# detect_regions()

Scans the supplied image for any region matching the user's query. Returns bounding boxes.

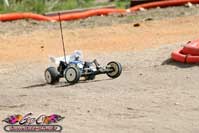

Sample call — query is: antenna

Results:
[58,13,67,64]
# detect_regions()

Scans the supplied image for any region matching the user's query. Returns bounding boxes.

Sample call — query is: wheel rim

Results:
[45,71,52,83]
[66,68,76,82]
[108,63,119,77]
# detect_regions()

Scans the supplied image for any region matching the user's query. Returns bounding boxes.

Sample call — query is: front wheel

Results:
[64,65,80,84]
[106,61,122,79]
[44,67,60,84]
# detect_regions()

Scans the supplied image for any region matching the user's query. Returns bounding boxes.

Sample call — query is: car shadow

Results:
[56,78,112,88]
[22,78,112,89]
[161,58,199,68]
[22,83,47,89]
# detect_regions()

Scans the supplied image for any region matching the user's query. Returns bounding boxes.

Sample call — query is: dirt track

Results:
[1,15,199,63]
[1,6,199,133]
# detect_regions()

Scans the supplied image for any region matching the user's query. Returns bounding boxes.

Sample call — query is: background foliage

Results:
[0,0,130,13]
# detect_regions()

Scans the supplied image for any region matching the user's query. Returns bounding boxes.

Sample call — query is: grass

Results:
[0,0,131,14]
[115,0,131,8]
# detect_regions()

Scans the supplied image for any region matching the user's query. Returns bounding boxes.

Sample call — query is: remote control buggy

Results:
[44,51,122,84]
[44,14,122,85]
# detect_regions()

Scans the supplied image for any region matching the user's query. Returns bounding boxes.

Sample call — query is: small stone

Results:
[156,7,161,9]
[44,104,49,107]
[139,7,147,11]
[144,18,153,21]
[133,23,140,27]
[185,2,193,8]
[126,9,131,13]
[127,107,133,110]
[174,102,180,105]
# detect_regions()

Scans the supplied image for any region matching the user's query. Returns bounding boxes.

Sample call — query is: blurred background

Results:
[0,0,131,13]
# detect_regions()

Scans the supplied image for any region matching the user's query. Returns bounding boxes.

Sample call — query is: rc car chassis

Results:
[44,58,122,85]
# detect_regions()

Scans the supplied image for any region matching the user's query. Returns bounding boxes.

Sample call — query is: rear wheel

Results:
[106,61,122,78]
[45,67,60,84]
[64,65,80,84]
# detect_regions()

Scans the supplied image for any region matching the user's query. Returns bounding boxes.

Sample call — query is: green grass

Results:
[0,0,130,14]
[115,0,131,8]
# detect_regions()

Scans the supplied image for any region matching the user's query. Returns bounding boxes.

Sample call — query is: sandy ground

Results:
[1,6,199,133]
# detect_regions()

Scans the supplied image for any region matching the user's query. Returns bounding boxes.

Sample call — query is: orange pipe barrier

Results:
[0,8,125,22]
[130,0,199,12]
[171,49,187,63]
[0,13,52,21]
[1,0,199,22]
[171,48,199,63]
[171,39,199,63]
[182,39,199,56]
[51,8,125,21]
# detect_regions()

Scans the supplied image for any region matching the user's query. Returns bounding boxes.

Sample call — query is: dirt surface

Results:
[1,6,199,133]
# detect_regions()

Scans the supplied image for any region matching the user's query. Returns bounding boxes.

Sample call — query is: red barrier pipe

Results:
[0,13,52,21]
[186,54,199,63]
[26,13,52,21]
[182,39,199,56]
[50,8,125,21]
[130,0,199,12]
[0,8,125,22]
[1,0,199,21]
[171,49,186,63]
[171,47,199,63]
